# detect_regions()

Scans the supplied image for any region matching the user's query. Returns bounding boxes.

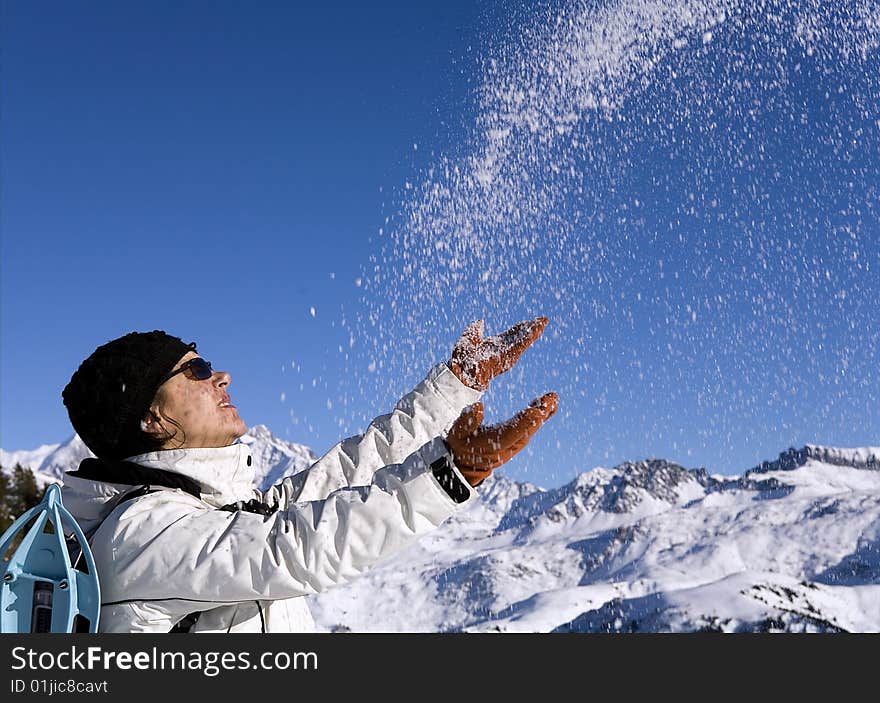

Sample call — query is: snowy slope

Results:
[3,433,878,632]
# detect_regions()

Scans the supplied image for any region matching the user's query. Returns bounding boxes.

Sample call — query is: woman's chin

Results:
[227,419,248,443]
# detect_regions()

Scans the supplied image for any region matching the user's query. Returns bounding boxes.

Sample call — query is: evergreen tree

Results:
[1,463,46,559]
[9,463,42,519]
[1,463,45,537]
[0,466,12,535]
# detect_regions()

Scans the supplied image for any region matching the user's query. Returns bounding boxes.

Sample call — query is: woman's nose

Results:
[214,370,232,387]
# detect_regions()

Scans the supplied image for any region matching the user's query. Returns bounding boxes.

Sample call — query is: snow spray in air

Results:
[339,0,880,484]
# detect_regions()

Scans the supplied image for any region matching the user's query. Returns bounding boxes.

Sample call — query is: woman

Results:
[60,318,557,632]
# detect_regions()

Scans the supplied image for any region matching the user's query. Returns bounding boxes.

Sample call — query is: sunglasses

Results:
[161,358,213,385]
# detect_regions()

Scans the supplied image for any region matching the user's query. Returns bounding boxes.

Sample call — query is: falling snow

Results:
[327,0,878,486]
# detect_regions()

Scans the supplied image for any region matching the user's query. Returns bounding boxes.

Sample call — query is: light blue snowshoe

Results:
[0,484,100,633]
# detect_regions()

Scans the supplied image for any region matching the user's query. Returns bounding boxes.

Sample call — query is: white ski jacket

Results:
[61,363,481,633]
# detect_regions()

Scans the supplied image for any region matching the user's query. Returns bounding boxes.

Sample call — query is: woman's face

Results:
[146,351,248,449]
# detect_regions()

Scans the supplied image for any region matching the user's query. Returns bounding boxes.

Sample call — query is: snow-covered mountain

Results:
[1,436,93,486]
[306,445,880,633]
[3,433,878,632]
[237,424,317,491]
[0,424,316,492]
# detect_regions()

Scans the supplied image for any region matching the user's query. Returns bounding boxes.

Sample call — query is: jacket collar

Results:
[123,443,256,508]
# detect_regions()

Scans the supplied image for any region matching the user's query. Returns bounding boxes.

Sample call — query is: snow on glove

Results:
[448,316,549,391]
[446,392,559,487]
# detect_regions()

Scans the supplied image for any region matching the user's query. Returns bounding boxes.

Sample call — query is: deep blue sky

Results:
[2,1,878,484]
[1,1,487,445]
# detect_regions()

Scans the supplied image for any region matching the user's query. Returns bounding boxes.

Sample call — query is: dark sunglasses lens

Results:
[189,359,213,379]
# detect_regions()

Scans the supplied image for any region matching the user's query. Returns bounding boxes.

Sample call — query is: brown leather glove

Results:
[446,392,559,487]
[448,317,548,391]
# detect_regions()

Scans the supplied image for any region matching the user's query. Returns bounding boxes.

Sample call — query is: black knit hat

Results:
[62,331,197,460]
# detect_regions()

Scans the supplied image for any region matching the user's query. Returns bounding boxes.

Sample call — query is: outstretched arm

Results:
[260,362,480,507]
[96,438,477,606]
[259,316,548,508]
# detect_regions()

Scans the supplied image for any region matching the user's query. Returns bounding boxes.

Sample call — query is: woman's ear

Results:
[140,408,166,438]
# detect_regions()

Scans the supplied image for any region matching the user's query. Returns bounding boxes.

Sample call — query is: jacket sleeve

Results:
[259,362,481,508]
[98,438,476,605]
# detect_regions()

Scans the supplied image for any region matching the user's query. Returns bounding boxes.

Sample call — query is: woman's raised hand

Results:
[448,316,548,391]
[446,393,559,487]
